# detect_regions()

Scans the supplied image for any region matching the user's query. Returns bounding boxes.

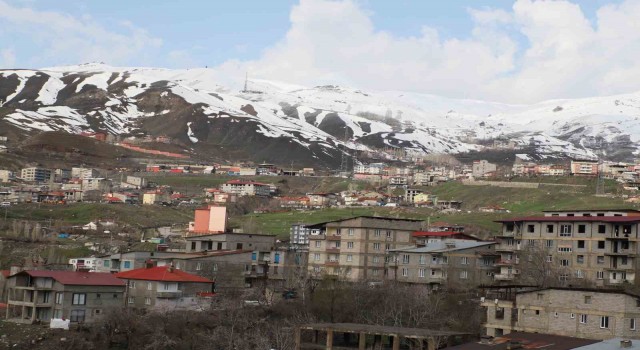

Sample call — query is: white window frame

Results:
[460,270,468,279]
[632,318,637,331]
[347,242,354,249]
[580,314,588,324]
[346,254,353,262]
[401,268,408,277]
[419,268,425,278]
[600,316,609,329]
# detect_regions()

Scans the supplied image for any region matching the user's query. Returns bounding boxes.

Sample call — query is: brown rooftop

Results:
[445,331,600,350]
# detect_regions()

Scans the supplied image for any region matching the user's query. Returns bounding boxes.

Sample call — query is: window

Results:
[348,228,354,236]
[70,310,86,323]
[527,225,535,233]
[402,254,410,264]
[601,316,610,329]
[72,293,86,305]
[419,268,425,278]
[554,312,559,318]
[598,225,606,234]
[128,297,134,304]
[372,256,380,263]
[336,229,341,236]
[560,225,572,237]
[401,268,408,277]
[560,259,570,267]
[597,271,604,279]
[346,254,353,262]
[123,261,131,269]
[528,239,536,247]
[577,240,585,249]
[558,247,572,253]
[578,225,586,234]
[546,255,553,263]
[546,240,553,248]
[385,243,391,250]
[129,281,136,288]
[442,256,448,265]
[196,263,202,271]
[460,270,468,279]
[386,230,392,238]
[584,295,592,304]
[575,270,584,278]
[213,263,218,272]
[103,260,110,267]
[347,242,354,249]
[598,241,605,249]
[631,318,636,331]
[537,293,544,300]
[535,310,540,315]
[373,243,381,251]
[147,282,152,290]
[55,292,63,305]
[547,225,554,233]
[374,229,381,237]
[495,307,505,320]
[597,256,605,264]
[313,253,320,261]
[461,257,469,265]
[577,255,584,264]
[580,314,588,324]
[571,313,575,319]
[315,241,321,248]
[419,255,426,265]
[145,297,151,305]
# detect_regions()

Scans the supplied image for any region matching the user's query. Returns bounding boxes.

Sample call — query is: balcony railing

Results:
[156,290,183,299]
[325,260,340,267]
[494,274,516,281]
[326,235,341,241]
[326,247,340,253]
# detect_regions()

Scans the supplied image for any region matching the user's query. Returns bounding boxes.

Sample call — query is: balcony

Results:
[326,235,341,241]
[156,290,183,299]
[494,259,519,266]
[494,273,516,281]
[326,247,340,253]
[605,250,637,256]
[325,260,340,267]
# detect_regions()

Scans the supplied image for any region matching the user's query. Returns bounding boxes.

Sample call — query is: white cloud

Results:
[0,0,162,68]
[213,0,640,104]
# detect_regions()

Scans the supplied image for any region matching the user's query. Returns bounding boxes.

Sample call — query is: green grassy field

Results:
[1,203,194,227]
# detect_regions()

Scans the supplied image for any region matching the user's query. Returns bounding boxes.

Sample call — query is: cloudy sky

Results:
[0,0,638,103]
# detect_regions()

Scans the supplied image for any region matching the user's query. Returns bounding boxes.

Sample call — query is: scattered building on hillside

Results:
[115,265,214,311]
[20,167,53,183]
[221,179,271,196]
[0,170,13,183]
[142,190,171,205]
[482,287,640,340]
[185,232,275,253]
[279,196,310,209]
[4,270,125,324]
[71,167,99,179]
[386,239,499,291]
[570,159,599,176]
[479,205,510,213]
[290,224,312,246]
[121,176,147,189]
[405,188,424,203]
[82,178,111,192]
[472,160,497,178]
[204,188,238,203]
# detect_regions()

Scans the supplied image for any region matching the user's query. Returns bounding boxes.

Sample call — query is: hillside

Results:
[2,64,640,167]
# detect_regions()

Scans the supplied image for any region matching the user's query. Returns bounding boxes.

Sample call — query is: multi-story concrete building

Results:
[482,287,640,340]
[4,270,125,323]
[386,240,499,291]
[188,205,228,235]
[142,190,171,205]
[570,160,599,176]
[221,179,271,196]
[82,177,111,192]
[20,167,53,183]
[185,232,276,253]
[493,209,640,286]
[116,265,214,311]
[472,160,497,178]
[0,170,13,183]
[71,167,98,179]
[307,216,425,282]
[290,224,311,245]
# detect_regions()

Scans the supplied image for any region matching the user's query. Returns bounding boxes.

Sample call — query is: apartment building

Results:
[82,178,111,192]
[221,179,271,196]
[71,167,99,179]
[4,270,125,324]
[20,167,53,183]
[0,170,13,183]
[483,288,640,340]
[307,216,425,282]
[472,160,497,178]
[493,209,640,286]
[188,205,228,235]
[116,265,214,311]
[386,240,498,290]
[185,232,276,253]
[291,224,311,245]
[570,160,599,176]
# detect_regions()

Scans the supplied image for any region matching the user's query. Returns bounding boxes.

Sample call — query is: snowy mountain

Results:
[1,63,639,166]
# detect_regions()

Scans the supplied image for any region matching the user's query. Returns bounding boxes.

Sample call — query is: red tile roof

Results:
[495,216,640,223]
[0,270,9,278]
[19,271,125,286]
[115,266,213,283]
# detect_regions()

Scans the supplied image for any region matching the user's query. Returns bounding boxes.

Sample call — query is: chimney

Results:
[621,340,633,348]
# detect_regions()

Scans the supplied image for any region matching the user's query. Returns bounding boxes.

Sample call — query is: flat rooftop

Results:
[300,323,467,338]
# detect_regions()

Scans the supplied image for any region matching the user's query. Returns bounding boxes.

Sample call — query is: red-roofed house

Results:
[4,270,125,324]
[221,179,271,196]
[116,265,214,311]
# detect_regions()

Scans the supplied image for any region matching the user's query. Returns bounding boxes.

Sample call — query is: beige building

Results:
[386,240,499,291]
[483,288,640,340]
[142,191,171,205]
[221,179,271,196]
[494,209,640,286]
[82,177,111,192]
[185,232,276,253]
[20,167,53,183]
[472,160,497,178]
[0,170,13,183]
[307,216,425,282]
